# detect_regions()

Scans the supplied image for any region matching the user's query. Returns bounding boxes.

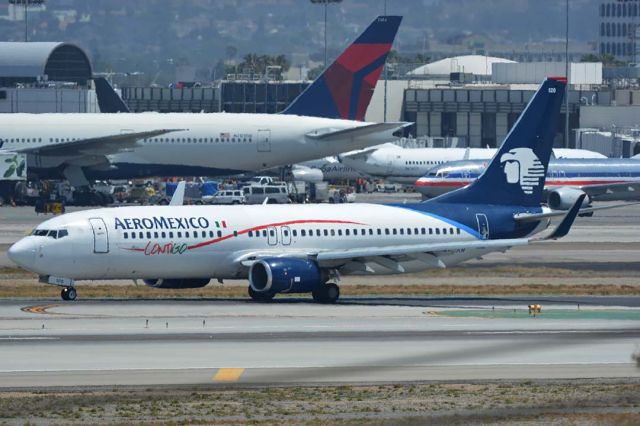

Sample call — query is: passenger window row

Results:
[143,137,253,144]
[246,226,462,238]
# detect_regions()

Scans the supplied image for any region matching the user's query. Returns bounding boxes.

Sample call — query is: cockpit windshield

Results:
[31,229,69,239]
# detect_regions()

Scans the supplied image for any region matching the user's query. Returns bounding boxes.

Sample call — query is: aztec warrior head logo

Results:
[499,148,545,194]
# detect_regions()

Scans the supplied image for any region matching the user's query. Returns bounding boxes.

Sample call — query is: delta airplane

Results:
[415,158,640,208]
[0,16,406,187]
[339,142,606,184]
[10,77,595,303]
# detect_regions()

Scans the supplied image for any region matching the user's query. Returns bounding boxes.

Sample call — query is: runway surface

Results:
[0,299,638,388]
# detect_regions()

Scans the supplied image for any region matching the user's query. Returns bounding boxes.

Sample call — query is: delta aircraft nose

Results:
[8,238,36,270]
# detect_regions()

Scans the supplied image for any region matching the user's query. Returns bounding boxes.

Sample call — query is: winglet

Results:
[169,181,186,206]
[542,193,585,240]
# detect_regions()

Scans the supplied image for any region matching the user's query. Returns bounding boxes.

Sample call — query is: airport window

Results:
[215,138,219,142]
[269,230,275,237]
[139,232,143,239]
[399,228,404,235]
[233,231,238,237]
[202,231,206,238]
[130,233,135,240]
[123,232,128,239]
[338,229,343,236]
[429,228,433,235]
[450,227,455,235]
[154,232,159,238]
[393,229,397,235]
[292,230,297,237]
[345,229,350,236]
[377,229,381,235]
[186,232,190,238]
[436,229,440,235]
[363,229,367,236]
[328,229,334,236]
[177,232,182,238]
[147,232,152,239]
[161,232,166,239]
[248,231,253,237]
[407,228,412,235]
[262,230,267,237]
[316,230,321,237]
[421,228,426,235]
[301,230,306,237]
[457,228,461,235]
[169,232,174,238]
[385,228,390,235]
[209,231,214,238]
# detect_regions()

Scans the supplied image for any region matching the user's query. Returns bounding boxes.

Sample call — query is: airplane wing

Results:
[13,129,184,157]
[305,122,409,141]
[579,182,640,199]
[237,238,529,271]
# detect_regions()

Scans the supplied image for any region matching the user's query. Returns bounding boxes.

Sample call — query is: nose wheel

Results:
[61,287,77,301]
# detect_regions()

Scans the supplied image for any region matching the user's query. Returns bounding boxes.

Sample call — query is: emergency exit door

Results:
[257,129,271,152]
[89,218,109,253]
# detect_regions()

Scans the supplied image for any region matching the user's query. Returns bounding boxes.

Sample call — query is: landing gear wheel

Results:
[248,286,274,302]
[61,287,76,301]
[312,283,340,304]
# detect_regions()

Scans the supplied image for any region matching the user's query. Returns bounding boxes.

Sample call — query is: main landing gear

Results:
[312,283,340,304]
[61,286,77,301]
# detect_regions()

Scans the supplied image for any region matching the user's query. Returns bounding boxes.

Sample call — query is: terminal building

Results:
[0,42,98,113]
[599,0,640,63]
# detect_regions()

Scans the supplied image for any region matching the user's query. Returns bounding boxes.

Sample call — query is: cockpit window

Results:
[32,229,68,239]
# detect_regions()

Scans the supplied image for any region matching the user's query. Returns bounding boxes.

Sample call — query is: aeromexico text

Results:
[115,216,212,230]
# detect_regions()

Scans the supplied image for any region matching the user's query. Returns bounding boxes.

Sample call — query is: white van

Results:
[242,185,290,204]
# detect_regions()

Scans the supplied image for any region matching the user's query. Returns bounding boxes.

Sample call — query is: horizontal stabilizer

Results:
[306,122,409,141]
[514,201,640,223]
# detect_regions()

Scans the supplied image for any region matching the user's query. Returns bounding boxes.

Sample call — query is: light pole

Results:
[564,0,570,147]
[310,0,343,69]
[9,0,45,42]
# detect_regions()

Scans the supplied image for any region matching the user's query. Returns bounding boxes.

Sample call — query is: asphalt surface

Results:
[0,299,638,387]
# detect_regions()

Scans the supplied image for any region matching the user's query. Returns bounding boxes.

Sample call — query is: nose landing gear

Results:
[60,286,77,301]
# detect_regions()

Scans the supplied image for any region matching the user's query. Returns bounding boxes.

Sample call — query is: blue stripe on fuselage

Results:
[388,204,484,240]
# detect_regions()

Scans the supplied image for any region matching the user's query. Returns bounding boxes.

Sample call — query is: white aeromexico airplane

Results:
[339,143,606,184]
[9,78,595,303]
[0,16,405,186]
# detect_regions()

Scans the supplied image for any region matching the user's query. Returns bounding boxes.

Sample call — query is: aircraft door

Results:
[257,129,271,152]
[475,213,489,240]
[88,218,109,253]
[281,226,291,245]
[267,226,278,246]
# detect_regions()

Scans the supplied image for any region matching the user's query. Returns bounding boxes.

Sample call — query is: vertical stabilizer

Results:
[282,16,402,121]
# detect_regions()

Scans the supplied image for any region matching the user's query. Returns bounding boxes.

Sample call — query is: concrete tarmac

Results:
[0,299,638,388]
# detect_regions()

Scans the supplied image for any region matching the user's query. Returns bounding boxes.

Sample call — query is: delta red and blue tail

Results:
[282,15,402,121]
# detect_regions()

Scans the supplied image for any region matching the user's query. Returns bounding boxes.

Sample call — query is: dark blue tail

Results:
[282,16,402,121]
[434,77,566,207]
[94,77,130,113]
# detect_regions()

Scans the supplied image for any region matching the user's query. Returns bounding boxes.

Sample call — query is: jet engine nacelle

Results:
[249,257,324,294]
[143,278,210,289]
[292,165,324,183]
[547,187,591,210]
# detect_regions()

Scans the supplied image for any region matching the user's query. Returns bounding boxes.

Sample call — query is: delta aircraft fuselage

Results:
[0,113,398,180]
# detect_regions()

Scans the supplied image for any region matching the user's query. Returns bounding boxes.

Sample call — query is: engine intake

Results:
[249,258,324,294]
[547,187,590,210]
[143,278,210,289]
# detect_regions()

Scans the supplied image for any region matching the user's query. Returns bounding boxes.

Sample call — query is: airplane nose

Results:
[8,238,36,270]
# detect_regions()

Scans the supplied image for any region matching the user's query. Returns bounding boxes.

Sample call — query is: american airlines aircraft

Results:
[10,78,592,303]
[0,16,405,186]
[339,143,606,184]
[415,158,640,208]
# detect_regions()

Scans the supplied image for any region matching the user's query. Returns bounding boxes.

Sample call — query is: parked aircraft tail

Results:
[282,15,402,121]
[435,77,566,207]
[94,77,130,113]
